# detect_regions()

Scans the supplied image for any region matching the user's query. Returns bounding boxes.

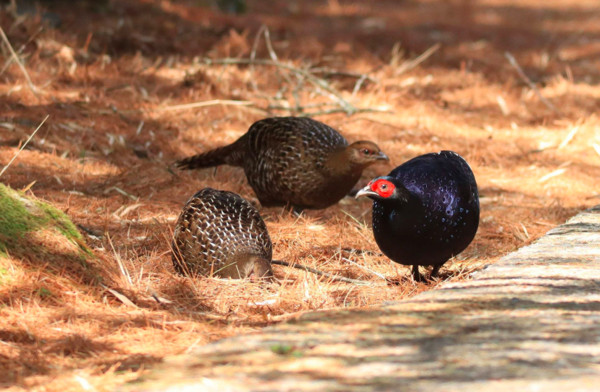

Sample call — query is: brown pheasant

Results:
[171,188,273,279]
[176,117,389,210]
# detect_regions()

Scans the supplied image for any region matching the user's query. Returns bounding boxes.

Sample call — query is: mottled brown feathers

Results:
[171,188,273,279]
[175,117,388,210]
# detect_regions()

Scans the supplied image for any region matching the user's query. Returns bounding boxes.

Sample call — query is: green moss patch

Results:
[0,265,9,285]
[0,186,40,245]
[0,184,93,270]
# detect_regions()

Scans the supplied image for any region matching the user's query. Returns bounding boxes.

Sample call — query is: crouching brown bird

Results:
[172,188,273,279]
[175,117,388,210]
[356,151,479,281]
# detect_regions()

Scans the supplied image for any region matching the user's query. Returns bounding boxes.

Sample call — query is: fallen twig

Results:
[159,99,254,112]
[262,27,279,62]
[102,284,138,308]
[77,224,103,239]
[0,115,49,178]
[267,103,391,117]
[266,101,336,111]
[271,260,372,285]
[296,107,392,117]
[310,67,378,83]
[592,143,600,158]
[104,186,138,200]
[558,125,580,149]
[250,26,295,98]
[0,26,40,97]
[352,73,370,97]
[248,26,263,92]
[505,51,561,115]
[203,57,357,114]
[341,257,387,281]
[538,168,567,183]
[0,26,43,76]
[395,43,441,76]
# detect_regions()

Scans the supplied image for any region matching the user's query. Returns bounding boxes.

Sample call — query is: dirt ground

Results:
[0,0,599,390]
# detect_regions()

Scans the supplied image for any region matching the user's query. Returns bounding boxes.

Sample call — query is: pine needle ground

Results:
[0,0,599,390]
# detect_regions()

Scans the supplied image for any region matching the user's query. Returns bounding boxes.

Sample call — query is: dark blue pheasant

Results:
[356,151,479,281]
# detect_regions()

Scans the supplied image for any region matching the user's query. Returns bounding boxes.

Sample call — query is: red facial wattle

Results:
[371,179,395,198]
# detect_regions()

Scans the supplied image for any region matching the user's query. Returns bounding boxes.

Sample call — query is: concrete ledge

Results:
[129,205,600,392]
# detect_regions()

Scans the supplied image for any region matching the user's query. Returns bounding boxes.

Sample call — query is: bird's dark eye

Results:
[361,148,371,155]
[380,184,387,190]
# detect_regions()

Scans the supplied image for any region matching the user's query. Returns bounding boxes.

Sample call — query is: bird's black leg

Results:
[280,203,300,216]
[291,205,304,217]
[430,265,441,280]
[412,265,424,282]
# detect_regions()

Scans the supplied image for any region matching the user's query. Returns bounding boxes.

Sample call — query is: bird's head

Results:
[243,255,274,280]
[355,176,409,203]
[346,141,389,167]
[219,254,273,280]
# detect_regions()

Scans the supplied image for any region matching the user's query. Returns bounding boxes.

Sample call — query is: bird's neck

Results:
[325,147,362,176]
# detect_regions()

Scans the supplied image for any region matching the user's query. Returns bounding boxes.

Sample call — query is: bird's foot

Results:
[429,265,441,281]
[282,203,304,217]
[412,265,442,283]
[412,265,426,282]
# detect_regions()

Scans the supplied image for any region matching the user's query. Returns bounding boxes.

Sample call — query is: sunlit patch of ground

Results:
[0,0,599,390]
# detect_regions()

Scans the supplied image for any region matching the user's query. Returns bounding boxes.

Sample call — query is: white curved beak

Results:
[355,184,378,199]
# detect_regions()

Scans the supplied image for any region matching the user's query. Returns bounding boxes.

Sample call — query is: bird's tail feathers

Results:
[175,142,244,170]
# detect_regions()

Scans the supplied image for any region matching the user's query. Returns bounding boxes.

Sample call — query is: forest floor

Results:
[0,0,599,390]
